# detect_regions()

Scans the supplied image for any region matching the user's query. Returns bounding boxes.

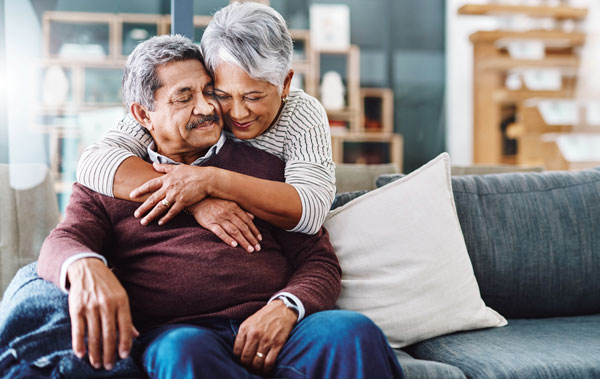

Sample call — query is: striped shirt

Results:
[76,88,336,234]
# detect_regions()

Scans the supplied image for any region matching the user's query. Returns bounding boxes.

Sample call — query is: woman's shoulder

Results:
[283,88,328,131]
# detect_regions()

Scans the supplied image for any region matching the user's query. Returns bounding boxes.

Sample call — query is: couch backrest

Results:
[375,168,600,318]
[0,164,59,293]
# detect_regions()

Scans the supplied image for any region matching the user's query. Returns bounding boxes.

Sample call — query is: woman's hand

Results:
[188,198,262,253]
[130,163,212,226]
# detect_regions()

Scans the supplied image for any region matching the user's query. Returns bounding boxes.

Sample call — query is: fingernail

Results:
[255,244,261,252]
[247,246,254,253]
[105,363,113,371]
[93,362,101,369]
[134,211,139,218]
[141,219,147,225]
[258,234,263,241]
[119,350,127,359]
[158,221,163,226]
[231,241,238,247]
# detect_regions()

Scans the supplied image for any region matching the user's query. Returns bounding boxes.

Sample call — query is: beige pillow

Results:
[325,153,507,348]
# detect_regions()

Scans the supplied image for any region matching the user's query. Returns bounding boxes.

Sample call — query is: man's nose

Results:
[193,94,214,116]
[230,99,250,120]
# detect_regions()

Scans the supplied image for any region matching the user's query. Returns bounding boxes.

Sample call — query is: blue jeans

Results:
[141,311,403,379]
[1,264,403,378]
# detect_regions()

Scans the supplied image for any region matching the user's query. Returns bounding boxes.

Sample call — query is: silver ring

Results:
[256,352,265,358]
[160,198,171,208]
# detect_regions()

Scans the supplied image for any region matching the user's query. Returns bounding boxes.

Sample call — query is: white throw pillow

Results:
[325,153,507,348]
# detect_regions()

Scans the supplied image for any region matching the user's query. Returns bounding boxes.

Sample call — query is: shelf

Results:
[458,4,588,20]
[492,88,576,104]
[476,56,580,71]
[470,30,586,45]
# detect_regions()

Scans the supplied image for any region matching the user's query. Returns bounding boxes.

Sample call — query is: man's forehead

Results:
[157,59,211,87]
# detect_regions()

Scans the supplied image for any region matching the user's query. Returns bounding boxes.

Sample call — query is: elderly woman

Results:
[76,2,335,252]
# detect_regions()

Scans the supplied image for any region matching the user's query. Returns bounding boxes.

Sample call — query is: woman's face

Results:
[213,62,292,139]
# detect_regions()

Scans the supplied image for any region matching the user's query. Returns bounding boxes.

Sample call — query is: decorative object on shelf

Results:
[505,40,545,59]
[536,99,578,125]
[320,71,345,111]
[42,65,69,106]
[522,68,562,90]
[309,4,350,51]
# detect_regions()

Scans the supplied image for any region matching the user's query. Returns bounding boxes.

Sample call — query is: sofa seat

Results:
[406,315,600,379]
[393,349,466,379]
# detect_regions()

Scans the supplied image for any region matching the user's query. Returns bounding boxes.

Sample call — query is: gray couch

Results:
[3,165,600,378]
[333,167,600,379]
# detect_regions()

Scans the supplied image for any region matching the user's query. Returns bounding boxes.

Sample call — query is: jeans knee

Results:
[306,310,381,342]
[144,326,216,364]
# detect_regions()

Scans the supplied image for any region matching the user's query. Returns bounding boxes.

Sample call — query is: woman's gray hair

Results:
[122,34,203,110]
[201,2,293,94]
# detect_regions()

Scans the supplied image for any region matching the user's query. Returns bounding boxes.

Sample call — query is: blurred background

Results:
[0,0,598,213]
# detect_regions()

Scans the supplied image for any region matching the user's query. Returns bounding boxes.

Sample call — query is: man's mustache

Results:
[187,113,220,130]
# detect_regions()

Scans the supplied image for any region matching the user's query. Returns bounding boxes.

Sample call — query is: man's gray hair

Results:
[122,34,203,110]
[201,2,293,94]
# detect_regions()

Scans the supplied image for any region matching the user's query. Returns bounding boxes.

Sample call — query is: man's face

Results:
[144,59,222,161]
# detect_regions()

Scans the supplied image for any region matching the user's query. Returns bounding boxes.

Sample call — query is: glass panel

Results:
[49,21,109,58]
[84,68,123,105]
[122,23,158,56]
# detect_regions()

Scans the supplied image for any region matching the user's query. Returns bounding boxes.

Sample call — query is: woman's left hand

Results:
[130,162,212,225]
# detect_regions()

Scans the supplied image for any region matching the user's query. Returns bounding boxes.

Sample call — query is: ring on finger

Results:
[256,352,265,359]
[161,198,171,208]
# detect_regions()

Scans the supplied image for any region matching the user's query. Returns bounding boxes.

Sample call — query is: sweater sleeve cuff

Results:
[268,292,306,322]
[59,253,107,294]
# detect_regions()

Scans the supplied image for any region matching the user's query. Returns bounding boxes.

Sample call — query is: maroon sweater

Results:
[38,139,341,332]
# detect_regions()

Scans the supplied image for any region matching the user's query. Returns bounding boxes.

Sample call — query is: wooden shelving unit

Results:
[41,8,403,199]
[461,2,588,165]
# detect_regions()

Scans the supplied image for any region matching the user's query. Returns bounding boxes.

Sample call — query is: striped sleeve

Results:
[284,96,336,235]
[76,115,153,197]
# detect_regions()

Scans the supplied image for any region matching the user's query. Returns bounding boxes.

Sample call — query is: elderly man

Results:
[29,35,404,378]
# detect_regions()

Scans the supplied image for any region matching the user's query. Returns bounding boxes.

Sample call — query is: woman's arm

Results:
[77,114,156,199]
[132,93,336,234]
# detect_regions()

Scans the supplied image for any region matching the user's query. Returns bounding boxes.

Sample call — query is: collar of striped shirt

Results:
[146,132,226,166]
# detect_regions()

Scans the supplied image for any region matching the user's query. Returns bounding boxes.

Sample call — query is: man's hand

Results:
[188,198,262,253]
[130,163,212,226]
[67,258,139,371]
[233,300,298,375]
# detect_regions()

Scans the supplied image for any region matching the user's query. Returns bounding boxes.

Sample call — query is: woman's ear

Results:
[282,69,294,98]
[130,103,154,131]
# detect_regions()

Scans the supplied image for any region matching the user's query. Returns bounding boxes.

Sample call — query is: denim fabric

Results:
[0,263,141,378]
[377,169,600,318]
[141,311,404,379]
[393,350,465,379]
[406,315,600,379]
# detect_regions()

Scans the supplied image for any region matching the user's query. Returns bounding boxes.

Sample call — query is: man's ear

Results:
[130,103,153,131]
[282,69,294,98]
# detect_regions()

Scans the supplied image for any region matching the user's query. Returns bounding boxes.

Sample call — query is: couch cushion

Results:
[325,153,506,348]
[378,168,600,318]
[394,349,466,379]
[406,315,600,379]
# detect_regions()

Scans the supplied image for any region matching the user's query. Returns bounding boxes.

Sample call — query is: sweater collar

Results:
[147,132,226,166]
